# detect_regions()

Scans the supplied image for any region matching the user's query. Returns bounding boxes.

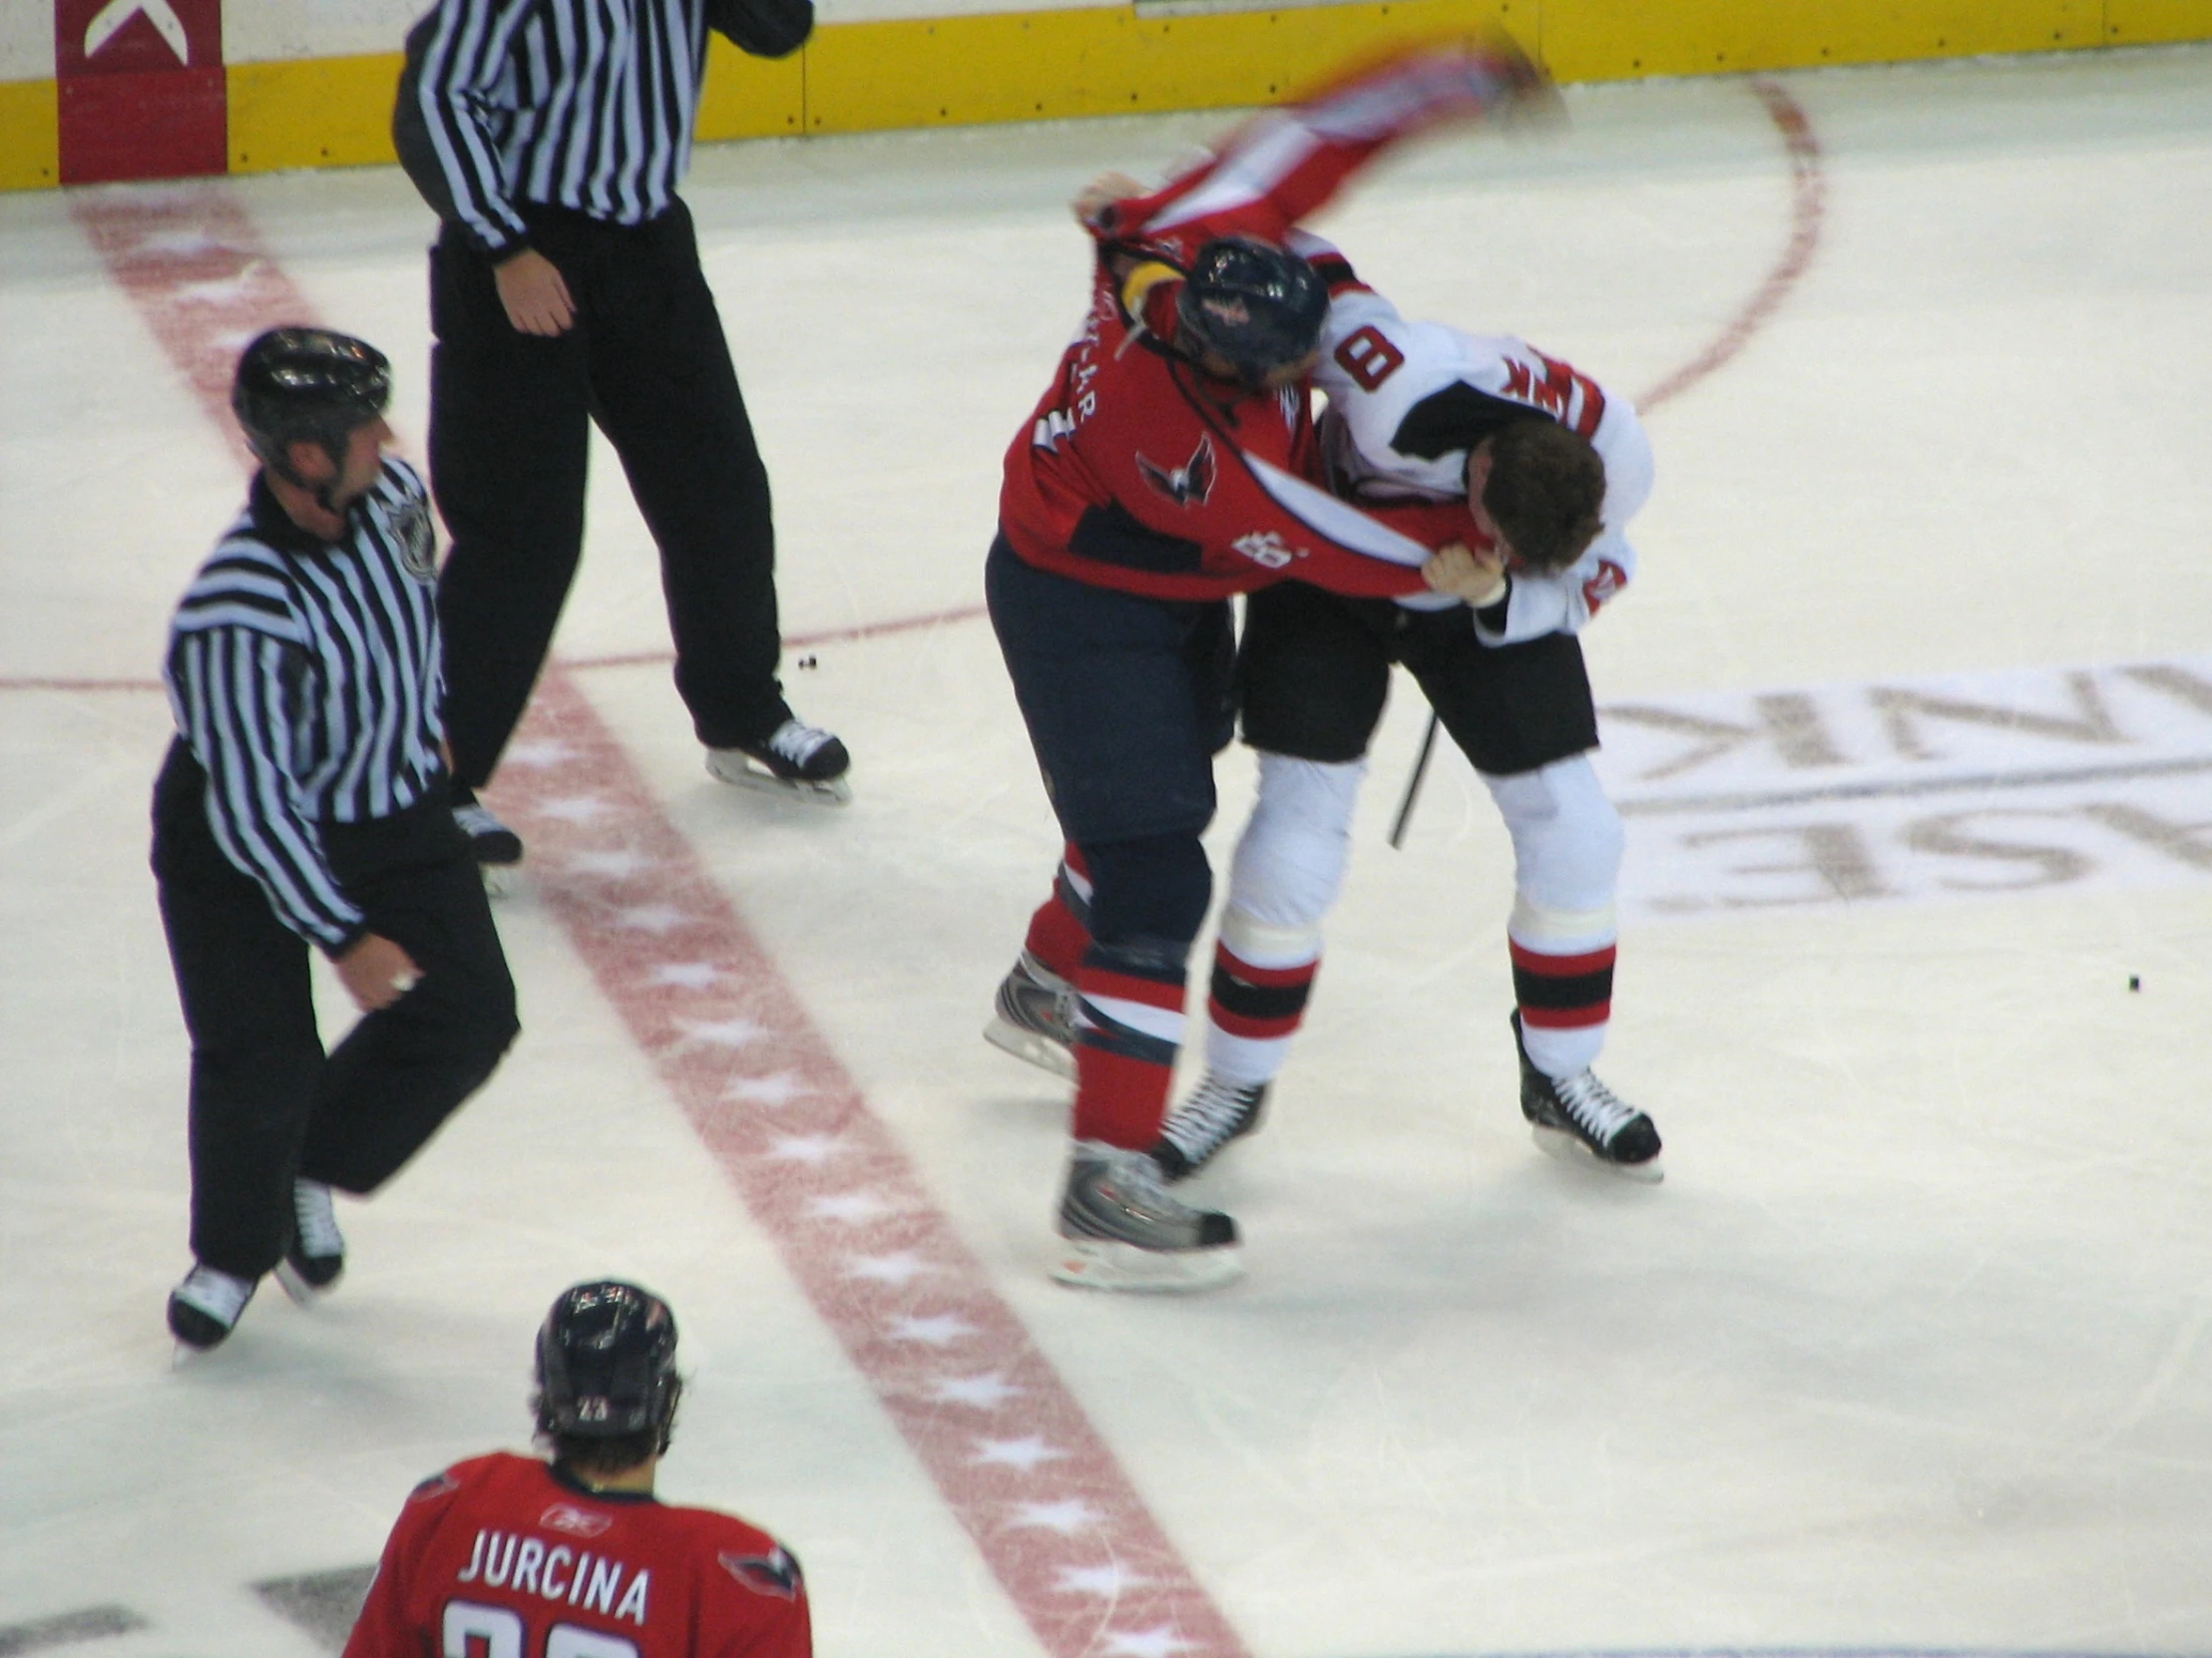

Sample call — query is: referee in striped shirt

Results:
[393,0,849,880]
[154,329,518,1352]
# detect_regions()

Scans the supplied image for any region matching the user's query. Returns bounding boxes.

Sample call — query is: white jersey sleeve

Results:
[1307,276,1650,643]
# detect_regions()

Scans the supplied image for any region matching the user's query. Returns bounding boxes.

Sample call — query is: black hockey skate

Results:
[1512,1012,1662,1181]
[452,786,523,894]
[1149,1073,1267,1182]
[168,1263,254,1351]
[983,950,1076,1080]
[706,717,852,805]
[275,1179,346,1303]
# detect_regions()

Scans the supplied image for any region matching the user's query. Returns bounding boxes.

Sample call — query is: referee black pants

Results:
[152,742,520,1280]
[428,200,792,788]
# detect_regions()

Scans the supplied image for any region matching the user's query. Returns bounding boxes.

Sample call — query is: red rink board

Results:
[56,0,226,185]
[79,184,1252,1658]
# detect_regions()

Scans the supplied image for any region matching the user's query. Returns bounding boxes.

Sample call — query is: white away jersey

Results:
[1303,272,1652,643]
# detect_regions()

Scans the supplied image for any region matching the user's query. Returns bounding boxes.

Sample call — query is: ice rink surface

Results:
[4,41,2212,1658]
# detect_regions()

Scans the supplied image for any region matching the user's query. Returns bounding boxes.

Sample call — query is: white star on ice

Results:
[1054,1563,1153,1598]
[844,1250,931,1288]
[1006,1497,1102,1535]
[612,904,693,935]
[567,848,649,880]
[924,1371,1022,1410]
[971,1436,1067,1471]
[884,1313,975,1347]
[538,794,614,823]
[1100,1625,1196,1658]
[174,271,260,305]
[649,961,723,989]
[807,1188,893,1225]
[501,739,579,769]
[723,1071,808,1106]
[136,228,226,256]
[763,1132,843,1165]
[671,1016,767,1049]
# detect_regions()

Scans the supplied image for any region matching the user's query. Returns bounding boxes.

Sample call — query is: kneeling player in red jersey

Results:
[982,37,1554,1293]
[343,1283,810,1658]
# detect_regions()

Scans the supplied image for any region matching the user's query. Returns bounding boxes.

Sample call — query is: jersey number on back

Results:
[1332,326,1405,391]
[445,1601,637,1658]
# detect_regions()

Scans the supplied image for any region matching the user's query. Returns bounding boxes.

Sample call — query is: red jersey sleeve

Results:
[1088,36,1543,253]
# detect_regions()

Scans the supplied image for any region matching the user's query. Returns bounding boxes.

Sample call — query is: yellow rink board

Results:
[2,0,2209,188]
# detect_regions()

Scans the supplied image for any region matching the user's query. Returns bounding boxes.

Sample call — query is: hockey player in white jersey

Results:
[1156,239,1663,1182]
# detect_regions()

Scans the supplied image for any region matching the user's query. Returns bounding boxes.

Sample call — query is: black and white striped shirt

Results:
[164,460,446,955]
[394,0,812,259]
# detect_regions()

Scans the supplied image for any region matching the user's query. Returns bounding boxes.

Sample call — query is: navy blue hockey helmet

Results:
[535,1281,680,1443]
[231,326,390,474]
[1174,237,1329,388]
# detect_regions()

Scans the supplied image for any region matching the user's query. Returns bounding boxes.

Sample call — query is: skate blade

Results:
[1530,1123,1664,1183]
[983,1017,1077,1082]
[1050,1235,1244,1293]
[273,1257,342,1306]
[705,752,852,807]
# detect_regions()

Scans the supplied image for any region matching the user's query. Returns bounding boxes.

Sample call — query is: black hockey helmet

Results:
[1174,237,1329,388]
[231,326,391,477]
[535,1281,680,1444]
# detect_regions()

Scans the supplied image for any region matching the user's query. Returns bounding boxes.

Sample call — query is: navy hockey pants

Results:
[985,535,1232,950]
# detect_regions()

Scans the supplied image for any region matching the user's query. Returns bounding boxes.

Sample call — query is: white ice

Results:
[4,43,2212,1658]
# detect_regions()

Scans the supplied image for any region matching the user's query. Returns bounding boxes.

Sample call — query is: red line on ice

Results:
[76,181,1250,1658]
[1636,80,1826,411]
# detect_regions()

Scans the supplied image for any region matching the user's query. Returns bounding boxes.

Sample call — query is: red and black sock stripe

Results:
[1207,942,1318,1043]
[1510,939,1614,1032]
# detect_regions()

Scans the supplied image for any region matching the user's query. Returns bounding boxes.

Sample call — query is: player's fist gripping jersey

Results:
[1301,263,1654,643]
[342,1453,811,1658]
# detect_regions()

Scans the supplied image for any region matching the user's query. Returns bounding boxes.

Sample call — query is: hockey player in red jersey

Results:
[1155,246,1664,1186]
[343,1283,810,1658]
[983,37,1553,1293]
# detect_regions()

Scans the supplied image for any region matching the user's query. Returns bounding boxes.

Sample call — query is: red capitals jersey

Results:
[342,1453,811,1658]
[999,38,1540,602]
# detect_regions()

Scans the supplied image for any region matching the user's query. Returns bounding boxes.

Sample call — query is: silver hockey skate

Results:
[1052,1141,1242,1292]
[983,950,1077,1080]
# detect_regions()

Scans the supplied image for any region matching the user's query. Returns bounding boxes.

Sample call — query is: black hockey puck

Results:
[2127,975,2141,992]
[797,654,818,669]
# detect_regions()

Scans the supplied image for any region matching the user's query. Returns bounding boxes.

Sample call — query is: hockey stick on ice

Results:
[1387,709,1441,849]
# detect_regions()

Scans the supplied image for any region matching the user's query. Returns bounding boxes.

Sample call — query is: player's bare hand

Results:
[1422,541,1510,607]
[495,249,577,336]
[1073,171,1145,228]
[338,933,423,1012]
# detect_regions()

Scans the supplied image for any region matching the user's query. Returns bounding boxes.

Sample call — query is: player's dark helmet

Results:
[1174,237,1329,389]
[230,326,391,476]
[535,1281,681,1447]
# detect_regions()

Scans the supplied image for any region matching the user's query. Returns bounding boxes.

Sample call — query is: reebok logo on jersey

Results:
[541,1502,614,1538]
[719,1545,804,1600]
[1137,436,1216,507]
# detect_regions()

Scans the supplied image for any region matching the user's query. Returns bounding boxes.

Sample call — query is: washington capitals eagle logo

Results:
[1136,435,1217,508]
[719,1545,805,1600]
